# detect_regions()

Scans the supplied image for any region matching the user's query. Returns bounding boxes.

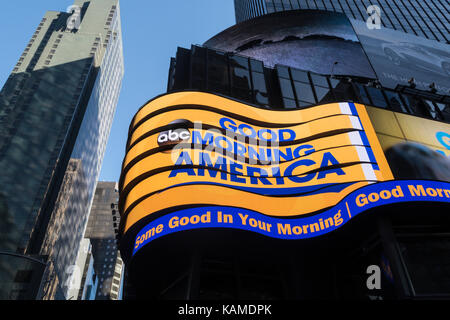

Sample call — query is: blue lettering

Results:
[248,145,267,163]
[279,129,296,142]
[257,128,277,142]
[317,152,345,179]
[285,159,316,183]
[230,163,246,183]
[274,148,293,162]
[192,130,214,145]
[293,145,315,158]
[238,123,257,139]
[247,167,272,185]
[169,151,195,177]
[219,118,237,132]
[198,152,228,180]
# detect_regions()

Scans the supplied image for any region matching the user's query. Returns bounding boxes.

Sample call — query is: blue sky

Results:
[0,0,235,182]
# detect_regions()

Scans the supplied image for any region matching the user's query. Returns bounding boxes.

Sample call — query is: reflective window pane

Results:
[231,67,251,89]
[230,55,249,70]
[353,84,372,106]
[294,81,315,103]
[207,51,229,92]
[250,59,264,73]
[310,73,329,88]
[384,90,408,113]
[366,87,388,109]
[252,72,268,105]
[298,100,313,108]
[279,78,295,99]
[276,65,290,79]
[291,69,309,83]
[314,85,334,104]
[283,98,297,109]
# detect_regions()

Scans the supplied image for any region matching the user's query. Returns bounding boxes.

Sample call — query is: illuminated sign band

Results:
[120,92,392,234]
[132,180,450,255]
[118,92,447,256]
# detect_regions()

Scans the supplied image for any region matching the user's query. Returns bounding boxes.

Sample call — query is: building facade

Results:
[234,0,450,43]
[0,0,124,300]
[118,2,450,300]
[83,181,124,300]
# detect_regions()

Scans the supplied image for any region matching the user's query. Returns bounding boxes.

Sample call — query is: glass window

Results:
[252,72,268,105]
[230,55,249,70]
[207,50,229,93]
[366,87,389,109]
[353,83,371,106]
[435,102,450,122]
[403,96,432,118]
[276,65,290,79]
[329,77,340,88]
[294,81,315,103]
[191,46,206,81]
[231,67,251,89]
[251,72,267,93]
[423,100,442,121]
[290,69,309,83]
[310,73,329,88]
[282,0,292,9]
[384,90,409,113]
[314,85,334,104]
[231,87,252,102]
[279,78,295,99]
[250,59,264,73]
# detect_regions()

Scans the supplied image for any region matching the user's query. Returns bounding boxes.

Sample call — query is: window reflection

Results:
[207,50,229,94]
[294,81,315,104]
[365,86,388,109]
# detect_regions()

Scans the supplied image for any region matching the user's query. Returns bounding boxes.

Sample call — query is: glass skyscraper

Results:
[0,0,124,300]
[83,181,124,300]
[234,0,450,43]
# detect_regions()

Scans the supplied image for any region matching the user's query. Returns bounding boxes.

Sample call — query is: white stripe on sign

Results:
[348,131,364,146]
[350,116,363,130]
[339,102,352,115]
[361,163,377,181]
[355,146,370,162]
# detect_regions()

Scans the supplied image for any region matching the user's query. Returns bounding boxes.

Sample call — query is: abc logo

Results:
[157,119,191,149]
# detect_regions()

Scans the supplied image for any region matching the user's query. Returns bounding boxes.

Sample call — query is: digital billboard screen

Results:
[352,19,450,95]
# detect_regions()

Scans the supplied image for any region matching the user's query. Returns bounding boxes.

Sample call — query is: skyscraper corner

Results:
[0,0,124,300]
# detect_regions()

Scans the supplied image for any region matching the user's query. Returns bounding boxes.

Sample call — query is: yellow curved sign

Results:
[119,92,393,234]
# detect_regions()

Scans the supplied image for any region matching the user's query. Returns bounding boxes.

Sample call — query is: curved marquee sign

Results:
[118,92,450,256]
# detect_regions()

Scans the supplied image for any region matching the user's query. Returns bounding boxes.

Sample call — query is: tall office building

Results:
[0,0,124,299]
[234,0,450,43]
[84,181,124,300]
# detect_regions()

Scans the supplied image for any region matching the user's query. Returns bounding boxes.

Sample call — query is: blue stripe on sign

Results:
[348,102,359,116]
[349,106,380,171]
[131,180,450,256]
[157,181,356,196]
